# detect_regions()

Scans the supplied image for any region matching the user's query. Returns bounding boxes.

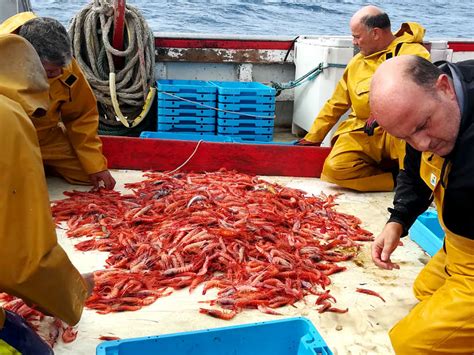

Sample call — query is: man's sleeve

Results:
[61,59,108,175]
[303,67,351,143]
[388,144,433,236]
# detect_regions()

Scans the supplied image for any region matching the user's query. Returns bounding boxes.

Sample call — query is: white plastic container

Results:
[427,40,448,62]
[292,36,353,146]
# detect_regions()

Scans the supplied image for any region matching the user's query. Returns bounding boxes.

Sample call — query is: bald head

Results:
[350,6,387,29]
[370,55,441,129]
[350,6,393,56]
[370,55,461,156]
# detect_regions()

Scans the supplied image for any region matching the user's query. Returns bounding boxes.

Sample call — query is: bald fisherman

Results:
[370,55,474,354]
[0,34,91,354]
[0,12,115,190]
[297,5,430,192]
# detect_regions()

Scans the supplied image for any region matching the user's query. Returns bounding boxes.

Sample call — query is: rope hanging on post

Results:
[69,0,156,134]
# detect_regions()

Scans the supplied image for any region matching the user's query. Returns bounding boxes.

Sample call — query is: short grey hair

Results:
[405,56,444,91]
[19,17,72,67]
[361,12,391,30]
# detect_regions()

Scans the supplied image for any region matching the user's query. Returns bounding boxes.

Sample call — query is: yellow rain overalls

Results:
[0,12,108,185]
[304,23,430,191]
[390,152,474,354]
[0,34,88,352]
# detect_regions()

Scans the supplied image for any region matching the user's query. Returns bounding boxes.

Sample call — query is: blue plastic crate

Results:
[217,110,275,120]
[157,80,217,94]
[140,131,235,142]
[158,92,216,102]
[158,123,215,132]
[158,116,216,125]
[234,134,274,142]
[210,81,276,96]
[159,100,216,109]
[217,118,274,127]
[159,108,216,117]
[217,125,273,135]
[409,210,445,256]
[96,317,332,355]
[219,94,275,104]
[218,133,274,142]
[218,102,276,111]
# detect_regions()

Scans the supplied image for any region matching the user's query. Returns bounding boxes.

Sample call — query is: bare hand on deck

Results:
[90,170,116,190]
[371,222,403,270]
[295,138,321,146]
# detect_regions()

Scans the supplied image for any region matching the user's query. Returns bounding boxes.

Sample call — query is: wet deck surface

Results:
[48,170,428,355]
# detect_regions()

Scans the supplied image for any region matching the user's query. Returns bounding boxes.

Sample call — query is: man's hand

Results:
[371,222,404,270]
[295,138,321,146]
[89,170,116,190]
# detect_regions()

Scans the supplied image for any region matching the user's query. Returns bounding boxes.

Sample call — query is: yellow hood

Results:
[0,34,49,118]
[394,22,426,44]
[0,11,36,34]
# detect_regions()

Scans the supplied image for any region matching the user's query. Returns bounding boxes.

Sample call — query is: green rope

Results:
[271,62,346,96]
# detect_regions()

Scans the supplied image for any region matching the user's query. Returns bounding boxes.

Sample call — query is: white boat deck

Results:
[48,170,429,355]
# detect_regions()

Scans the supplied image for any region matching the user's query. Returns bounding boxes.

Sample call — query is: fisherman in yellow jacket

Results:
[0,12,116,190]
[297,5,430,192]
[0,34,90,354]
[370,56,474,354]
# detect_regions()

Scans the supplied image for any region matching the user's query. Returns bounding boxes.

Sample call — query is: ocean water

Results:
[29,0,474,39]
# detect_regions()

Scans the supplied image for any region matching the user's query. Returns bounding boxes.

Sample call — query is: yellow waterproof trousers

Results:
[39,126,90,185]
[390,234,474,354]
[0,340,20,355]
[321,127,405,192]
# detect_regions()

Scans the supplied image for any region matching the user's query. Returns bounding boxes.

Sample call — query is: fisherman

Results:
[297,5,430,192]
[0,12,116,190]
[370,55,474,354]
[0,34,91,354]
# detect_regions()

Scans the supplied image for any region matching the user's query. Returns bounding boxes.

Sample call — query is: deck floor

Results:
[48,170,428,355]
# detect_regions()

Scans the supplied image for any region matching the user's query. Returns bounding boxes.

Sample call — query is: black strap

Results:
[385,42,404,60]
[394,42,404,56]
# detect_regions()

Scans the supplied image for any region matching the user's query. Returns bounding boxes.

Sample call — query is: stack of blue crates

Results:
[157,80,217,135]
[209,81,276,142]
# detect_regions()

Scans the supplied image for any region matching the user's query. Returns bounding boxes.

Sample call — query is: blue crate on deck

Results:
[158,116,216,125]
[96,317,333,355]
[409,210,445,257]
[159,100,216,109]
[217,110,274,120]
[159,108,216,117]
[209,80,276,96]
[140,131,234,142]
[158,92,216,102]
[219,94,275,104]
[218,102,276,112]
[218,118,274,127]
[229,133,274,142]
[158,123,215,132]
[217,125,273,135]
[157,79,217,94]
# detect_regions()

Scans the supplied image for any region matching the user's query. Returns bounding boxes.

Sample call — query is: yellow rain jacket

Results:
[304,23,430,192]
[305,22,430,142]
[0,12,108,184]
[0,35,87,330]
[390,152,474,354]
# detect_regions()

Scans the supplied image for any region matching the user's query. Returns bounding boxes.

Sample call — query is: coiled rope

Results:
[69,0,156,135]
